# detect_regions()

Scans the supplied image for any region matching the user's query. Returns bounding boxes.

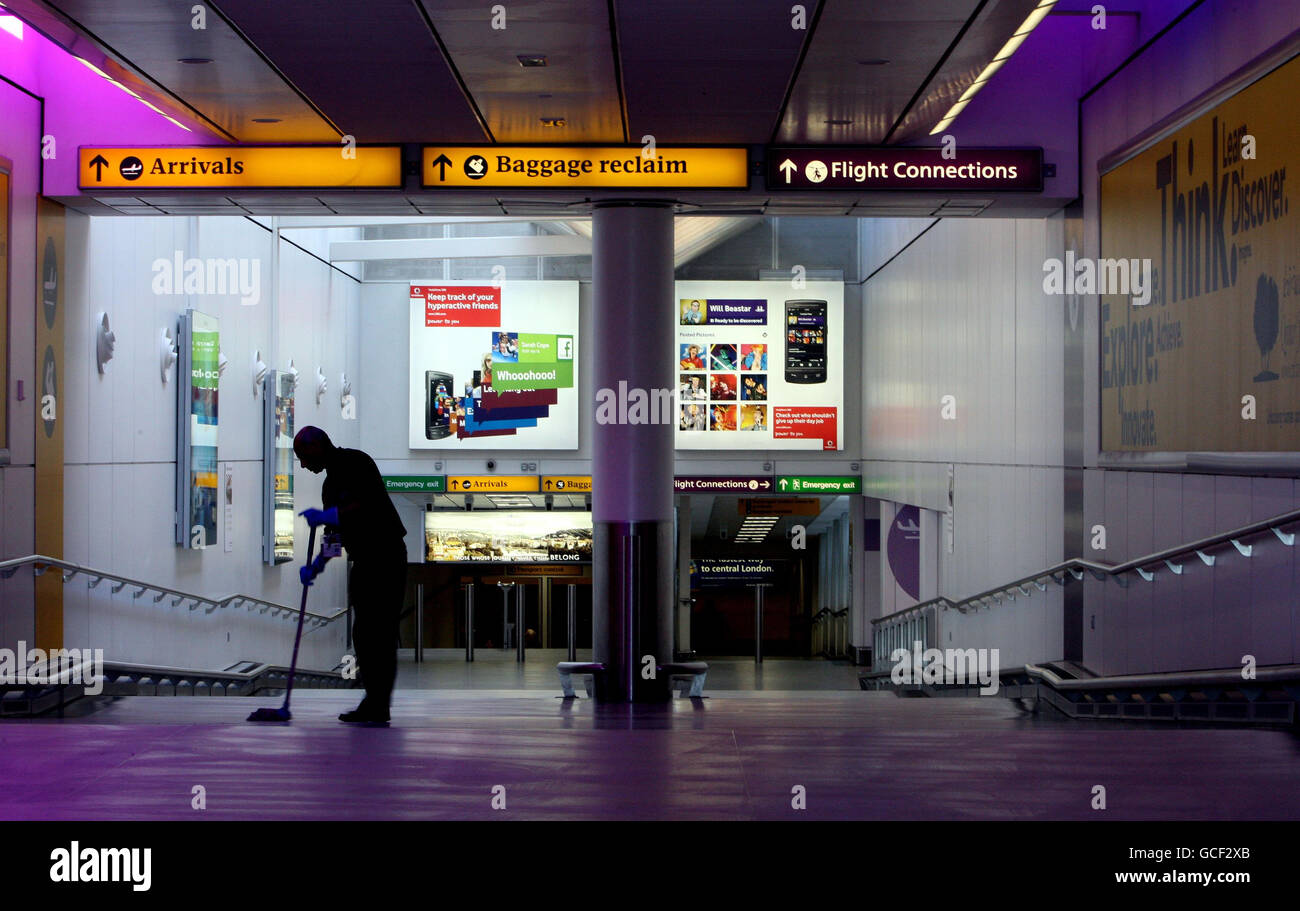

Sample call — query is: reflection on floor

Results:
[2,687,1298,820]
[395,649,864,690]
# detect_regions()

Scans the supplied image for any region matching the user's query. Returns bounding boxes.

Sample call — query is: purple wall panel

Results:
[1179,474,1217,671]
[1125,473,1155,675]
[1101,471,1127,676]
[1249,477,1295,666]
[1211,477,1253,668]
[1150,473,1183,672]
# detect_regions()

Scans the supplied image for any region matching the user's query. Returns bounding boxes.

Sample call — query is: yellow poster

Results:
[1100,54,1300,451]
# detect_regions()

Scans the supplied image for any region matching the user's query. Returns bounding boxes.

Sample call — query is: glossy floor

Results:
[2,684,1298,820]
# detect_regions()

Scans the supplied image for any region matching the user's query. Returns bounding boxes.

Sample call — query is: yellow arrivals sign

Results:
[79,146,403,189]
[541,475,592,492]
[446,475,540,493]
[422,146,749,189]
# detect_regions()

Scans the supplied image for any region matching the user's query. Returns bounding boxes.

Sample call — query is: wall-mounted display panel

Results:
[675,281,844,450]
[263,370,295,564]
[424,510,592,563]
[408,281,579,450]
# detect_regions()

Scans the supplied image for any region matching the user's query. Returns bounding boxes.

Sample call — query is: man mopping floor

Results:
[294,426,408,724]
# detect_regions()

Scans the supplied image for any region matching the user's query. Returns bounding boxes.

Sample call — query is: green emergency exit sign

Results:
[776,475,861,494]
[383,475,447,493]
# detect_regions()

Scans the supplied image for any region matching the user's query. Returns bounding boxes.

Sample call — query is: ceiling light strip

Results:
[930,0,1058,135]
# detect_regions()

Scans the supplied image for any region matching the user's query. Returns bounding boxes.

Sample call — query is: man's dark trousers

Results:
[349,543,408,713]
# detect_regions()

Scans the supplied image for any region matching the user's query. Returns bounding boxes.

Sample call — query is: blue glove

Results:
[300,506,339,528]
[299,554,327,587]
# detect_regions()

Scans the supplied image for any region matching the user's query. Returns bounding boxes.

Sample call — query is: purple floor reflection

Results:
[0,690,1297,820]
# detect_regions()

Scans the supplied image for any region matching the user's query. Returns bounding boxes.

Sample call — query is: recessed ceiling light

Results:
[540,117,566,127]
[177,57,212,64]
[252,117,281,123]
[857,58,889,65]
[517,54,548,67]
[825,118,853,126]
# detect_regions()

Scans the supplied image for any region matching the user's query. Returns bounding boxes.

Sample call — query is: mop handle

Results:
[281,524,318,708]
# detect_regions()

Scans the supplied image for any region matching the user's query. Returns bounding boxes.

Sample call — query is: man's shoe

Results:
[338,707,390,725]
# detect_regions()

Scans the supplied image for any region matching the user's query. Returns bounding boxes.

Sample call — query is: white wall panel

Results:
[59,215,357,670]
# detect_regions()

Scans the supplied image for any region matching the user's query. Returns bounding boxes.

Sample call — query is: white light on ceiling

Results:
[0,14,23,39]
[76,55,192,131]
[930,0,1058,136]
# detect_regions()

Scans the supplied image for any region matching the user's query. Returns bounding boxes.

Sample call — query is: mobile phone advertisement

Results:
[408,280,579,449]
[675,281,843,450]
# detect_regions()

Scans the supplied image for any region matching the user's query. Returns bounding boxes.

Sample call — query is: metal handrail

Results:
[872,506,1300,628]
[0,554,347,627]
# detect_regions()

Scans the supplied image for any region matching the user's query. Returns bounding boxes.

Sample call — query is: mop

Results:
[247,525,318,723]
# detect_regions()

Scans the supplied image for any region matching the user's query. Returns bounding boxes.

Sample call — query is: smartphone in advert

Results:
[674,282,842,451]
[784,299,827,384]
[425,371,455,440]
[409,281,579,449]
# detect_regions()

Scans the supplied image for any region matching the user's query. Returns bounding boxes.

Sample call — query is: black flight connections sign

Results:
[767,146,1043,192]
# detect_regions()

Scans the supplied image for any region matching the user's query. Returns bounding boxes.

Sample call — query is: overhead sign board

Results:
[423,146,749,189]
[79,146,403,189]
[542,475,591,492]
[674,476,773,493]
[447,475,540,493]
[776,475,860,494]
[766,147,1042,192]
[384,475,447,493]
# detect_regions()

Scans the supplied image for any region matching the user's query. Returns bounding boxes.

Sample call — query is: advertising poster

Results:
[263,370,295,564]
[187,311,220,547]
[424,511,592,563]
[408,281,579,449]
[674,281,844,450]
[1100,54,1300,451]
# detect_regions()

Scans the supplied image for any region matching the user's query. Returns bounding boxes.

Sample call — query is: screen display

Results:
[785,300,827,382]
[424,510,593,563]
[408,281,579,449]
[675,282,843,450]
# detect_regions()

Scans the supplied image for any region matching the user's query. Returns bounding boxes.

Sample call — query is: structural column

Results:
[591,201,675,702]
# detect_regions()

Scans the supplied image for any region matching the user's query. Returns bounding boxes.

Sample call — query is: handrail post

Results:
[567,584,577,662]
[415,583,424,664]
[464,584,475,663]
[516,583,526,663]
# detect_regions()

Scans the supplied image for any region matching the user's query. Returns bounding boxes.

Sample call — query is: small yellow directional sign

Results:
[422,146,749,189]
[79,146,403,189]
[446,475,540,493]
[542,475,592,493]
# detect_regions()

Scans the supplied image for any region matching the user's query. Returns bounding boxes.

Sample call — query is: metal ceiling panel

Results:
[212,0,487,142]
[615,0,812,143]
[417,0,623,142]
[888,0,1044,143]
[45,0,339,141]
[775,0,984,144]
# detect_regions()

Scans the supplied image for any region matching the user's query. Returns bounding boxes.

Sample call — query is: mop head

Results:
[247,706,292,722]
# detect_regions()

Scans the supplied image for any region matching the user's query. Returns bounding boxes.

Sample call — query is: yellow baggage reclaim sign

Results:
[542,475,591,492]
[422,146,749,189]
[79,146,403,189]
[446,475,540,493]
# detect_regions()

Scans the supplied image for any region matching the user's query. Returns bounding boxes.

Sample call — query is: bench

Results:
[556,661,708,698]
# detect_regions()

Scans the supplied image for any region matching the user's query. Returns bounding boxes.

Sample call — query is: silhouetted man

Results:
[294,426,407,724]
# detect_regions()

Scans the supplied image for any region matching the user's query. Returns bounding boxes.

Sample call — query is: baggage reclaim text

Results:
[495,155,687,178]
